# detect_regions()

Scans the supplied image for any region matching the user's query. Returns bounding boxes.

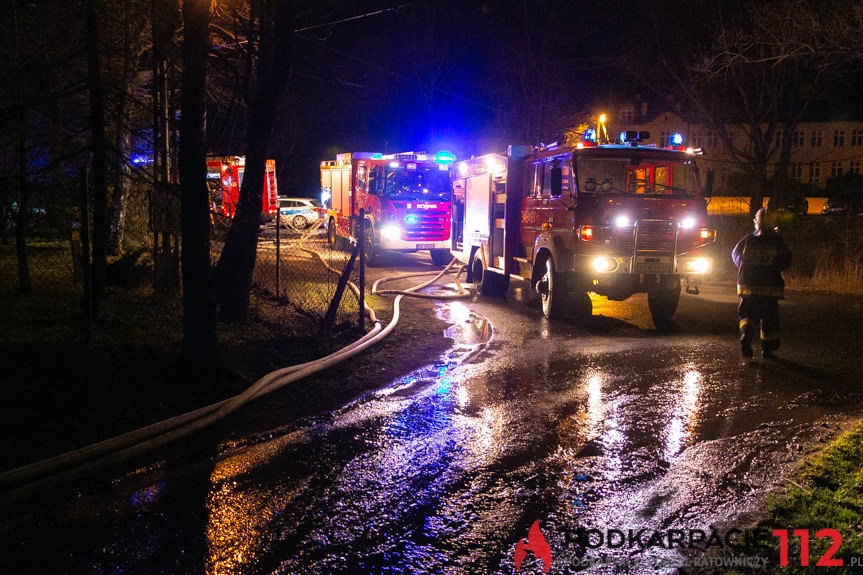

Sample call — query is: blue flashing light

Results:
[670,133,684,146]
[619,131,629,143]
[584,129,597,143]
[405,214,419,224]
[389,161,400,168]
[131,154,152,165]
[434,150,456,164]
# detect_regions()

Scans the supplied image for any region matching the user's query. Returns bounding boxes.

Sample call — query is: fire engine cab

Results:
[449,131,716,325]
[206,156,278,219]
[321,151,454,266]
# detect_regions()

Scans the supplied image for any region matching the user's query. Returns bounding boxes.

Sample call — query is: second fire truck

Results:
[321,152,454,265]
[448,132,717,325]
[206,156,279,219]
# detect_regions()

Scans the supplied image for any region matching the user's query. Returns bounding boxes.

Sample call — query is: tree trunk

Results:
[214,0,293,321]
[16,120,31,294]
[179,0,218,369]
[108,127,130,255]
[85,0,107,314]
[108,0,133,256]
[11,0,30,292]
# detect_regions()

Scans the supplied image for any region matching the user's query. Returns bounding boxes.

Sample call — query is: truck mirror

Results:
[551,166,562,197]
[584,178,597,192]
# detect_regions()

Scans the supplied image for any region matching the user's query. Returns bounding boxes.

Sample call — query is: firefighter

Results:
[731,207,792,358]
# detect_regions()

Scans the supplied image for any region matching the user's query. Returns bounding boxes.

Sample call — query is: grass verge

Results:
[756,420,863,572]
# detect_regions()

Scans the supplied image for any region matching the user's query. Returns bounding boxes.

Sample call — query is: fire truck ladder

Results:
[630,219,678,276]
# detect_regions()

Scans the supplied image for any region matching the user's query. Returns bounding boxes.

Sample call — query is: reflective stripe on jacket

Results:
[731,230,792,299]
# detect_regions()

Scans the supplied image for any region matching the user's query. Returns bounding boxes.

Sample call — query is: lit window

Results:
[834,130,846,147]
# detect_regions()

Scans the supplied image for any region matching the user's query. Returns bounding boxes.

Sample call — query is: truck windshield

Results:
[384,165,450,201]
[578,157,700,197]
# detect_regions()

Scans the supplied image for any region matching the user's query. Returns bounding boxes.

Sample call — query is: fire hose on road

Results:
[0,224,484,505]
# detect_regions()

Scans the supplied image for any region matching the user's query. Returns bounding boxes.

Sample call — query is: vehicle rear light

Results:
[579,225,595,241]
[698,228,715,241]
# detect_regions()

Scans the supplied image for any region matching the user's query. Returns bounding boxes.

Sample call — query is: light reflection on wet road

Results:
[2,281,862,574]
[194,287,861,574]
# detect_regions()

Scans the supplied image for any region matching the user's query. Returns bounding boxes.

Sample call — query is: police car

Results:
[277,197,323,229]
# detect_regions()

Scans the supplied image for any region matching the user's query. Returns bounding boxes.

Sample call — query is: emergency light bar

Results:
[619,130,650,144]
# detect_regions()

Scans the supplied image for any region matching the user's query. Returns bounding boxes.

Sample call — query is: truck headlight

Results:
[381,224,402,240]
[592,256,618,273]
[685,258,710,273]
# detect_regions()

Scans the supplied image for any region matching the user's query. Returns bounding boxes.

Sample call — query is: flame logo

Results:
[514,520,552,573]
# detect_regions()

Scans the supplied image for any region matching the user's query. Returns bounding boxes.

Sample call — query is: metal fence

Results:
[237,214,365,329]
[0,239,80,294]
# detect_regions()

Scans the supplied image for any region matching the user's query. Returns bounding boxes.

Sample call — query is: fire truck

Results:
[320,151,454,266]
[206,156,278,219]
[449,131,717,325]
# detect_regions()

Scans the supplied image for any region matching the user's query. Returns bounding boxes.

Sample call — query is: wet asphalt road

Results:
[3,250,863,574]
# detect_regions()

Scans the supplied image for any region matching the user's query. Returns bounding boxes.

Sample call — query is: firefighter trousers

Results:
[738,295,781,352]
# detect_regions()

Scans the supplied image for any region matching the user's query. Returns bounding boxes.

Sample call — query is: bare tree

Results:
[179,0,218,369]
[629,0,834,216]
[214,0,293,322]
[85,0,109,310]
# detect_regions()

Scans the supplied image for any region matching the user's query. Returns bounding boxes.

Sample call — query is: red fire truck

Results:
[206,156,278,219]
[449,132,716,325]
[321,151,454,265]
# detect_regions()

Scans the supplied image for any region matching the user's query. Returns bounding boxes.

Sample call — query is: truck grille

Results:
[613,219,677,273]
[403,210,449,241]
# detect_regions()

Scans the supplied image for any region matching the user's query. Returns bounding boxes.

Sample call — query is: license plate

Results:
[636,263,672,274]
[416,243,435,249]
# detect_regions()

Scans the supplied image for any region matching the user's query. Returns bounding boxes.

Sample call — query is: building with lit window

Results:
[611,102,863,196]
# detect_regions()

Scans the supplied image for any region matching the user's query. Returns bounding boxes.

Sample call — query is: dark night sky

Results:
[263,0,643,195]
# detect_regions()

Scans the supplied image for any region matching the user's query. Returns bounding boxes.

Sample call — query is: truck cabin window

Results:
[369,166,383,196]
[541,160,572,197]
[578,157,699,197]
[383,165,451,201]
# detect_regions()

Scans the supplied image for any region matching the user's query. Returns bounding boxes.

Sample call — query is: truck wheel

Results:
[648,280,681,328]
[363,225,381,267]
[326,218,338,247]
[536,256,568,320]
[430,249,452,266]
[472,251,508,297]
[292,215,308,230]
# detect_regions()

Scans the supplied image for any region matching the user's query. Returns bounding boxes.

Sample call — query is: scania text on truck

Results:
[449,131,716,326]
[206,156,278,219]
[321,151,454,265]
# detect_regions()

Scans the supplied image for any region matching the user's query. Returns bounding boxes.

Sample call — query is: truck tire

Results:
[326,218,338,247]
[363,224,382,267]
[472,251,508,297]
[648,280,681,328]
[430,249,452,266]
[537,256,567,320]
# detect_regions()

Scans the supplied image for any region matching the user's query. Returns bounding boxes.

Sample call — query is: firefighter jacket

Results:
[731,230,792,298]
